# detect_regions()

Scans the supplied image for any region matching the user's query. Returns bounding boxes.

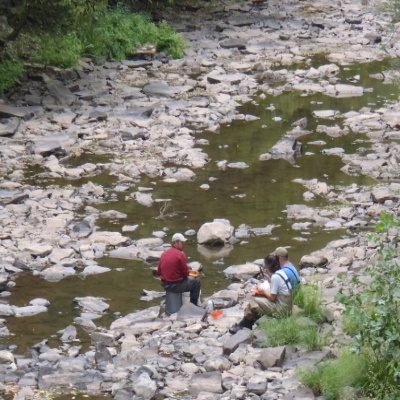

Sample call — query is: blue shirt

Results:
[281,262,300,287]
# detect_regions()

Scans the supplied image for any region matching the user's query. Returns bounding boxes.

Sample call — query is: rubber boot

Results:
[229,317,254,334]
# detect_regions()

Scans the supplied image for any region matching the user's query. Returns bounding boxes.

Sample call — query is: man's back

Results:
[281,262,300,287]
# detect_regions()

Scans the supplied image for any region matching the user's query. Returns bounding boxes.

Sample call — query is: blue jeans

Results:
[161,277,201,306]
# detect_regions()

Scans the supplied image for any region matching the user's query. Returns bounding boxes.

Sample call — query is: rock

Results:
[223,263,260,280]
[142,81,191,97]
[258,346,286,368]
[0,350,15,363]
[44,76,76,105]
[0,118,21,136]
[75,296,109,314]
[39,265,76,281]
[60,325,77,342]
[12,305,47,317]
[371,187,397,203]
[189,372,223,395]
[133,192,154,207]
[176,302,207,321]
[87,232,129,246]
[223,329,252,355]
[219,39,247,49]
[95,342,112,372]
[133,372,157,400]
[204,356,231,372]
[247,373,268,395]
[18,241,53,257]
[299,254,328,269]
[0,104,34,118]
[197,219,234,245]
[38,370,103,390]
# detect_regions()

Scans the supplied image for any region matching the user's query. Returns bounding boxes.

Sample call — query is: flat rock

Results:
[189,371,223,395]
[0,118,21,136]
[219,39,247,49]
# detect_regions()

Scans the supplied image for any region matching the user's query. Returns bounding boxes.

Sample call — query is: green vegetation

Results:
[301,211,400,400]
[293,283,325,322]
[259,313,329,351]
[259,283,330,351]
[0,1,186,92]
[299,350,366,400]
[0,60,24,92]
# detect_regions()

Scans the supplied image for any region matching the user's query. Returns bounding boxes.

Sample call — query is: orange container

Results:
[210,310,223,318]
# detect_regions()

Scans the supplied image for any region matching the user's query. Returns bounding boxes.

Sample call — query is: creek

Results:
[3,58,399,362]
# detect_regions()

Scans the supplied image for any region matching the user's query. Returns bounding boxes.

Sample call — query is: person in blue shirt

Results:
[272,247,300,288]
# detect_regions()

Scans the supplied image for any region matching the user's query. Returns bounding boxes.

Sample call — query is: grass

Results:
[300,348,400,400]
[299,349,366,400]
[293,283,325,322]
[259,314,330,351]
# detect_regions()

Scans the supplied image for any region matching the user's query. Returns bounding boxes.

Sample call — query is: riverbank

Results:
[1,0,400,398]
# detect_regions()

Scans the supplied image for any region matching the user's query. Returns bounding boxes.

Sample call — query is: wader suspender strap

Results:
[282,266,300,285]
[275,271,292,292]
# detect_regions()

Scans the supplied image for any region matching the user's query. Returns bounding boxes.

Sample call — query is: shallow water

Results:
[3,59,399,366]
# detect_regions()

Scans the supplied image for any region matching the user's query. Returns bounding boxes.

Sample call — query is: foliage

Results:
[0,60,24,92]
[299,349,366,400]
[34,32,83,68]
[259,314,329,351]
[155,21,186,58]
[293,283,325,322]
[353,211,400,397]
[1,1,186,90]
[303,211,400,399]
[77,7,186,60]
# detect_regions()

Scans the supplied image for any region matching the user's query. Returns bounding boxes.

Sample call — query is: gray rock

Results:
[12,305,47,317]
[38,370,103,390]
[95,342,112,372]
[176,303,207,322]
[142,81,191,97]
[197,219,234,245]
[204,356,231,372]
[0,118,21,136]
[223,263,260,281]
[219,39,247,49]
[247,373,268,395]
[189,371,223,395]
[60,325,77,342]
[258,346,286,369]
[223,329,252,355]
[91,331,117,347]
[75,296,109,314]
[133,372,157,399]
[0,350,15,363]
[39,265,76,281]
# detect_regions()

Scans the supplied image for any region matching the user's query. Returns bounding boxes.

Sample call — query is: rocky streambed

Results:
[0,0,400,398]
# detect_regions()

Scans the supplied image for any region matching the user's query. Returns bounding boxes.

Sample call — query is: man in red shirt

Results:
[158,233,201,306]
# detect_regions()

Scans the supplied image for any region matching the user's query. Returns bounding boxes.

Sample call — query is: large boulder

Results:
[197,219,234,245]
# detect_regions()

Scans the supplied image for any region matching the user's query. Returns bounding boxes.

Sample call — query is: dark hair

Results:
[264,255,280,274]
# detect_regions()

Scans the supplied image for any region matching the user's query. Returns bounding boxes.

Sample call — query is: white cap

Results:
[172,233,187,242]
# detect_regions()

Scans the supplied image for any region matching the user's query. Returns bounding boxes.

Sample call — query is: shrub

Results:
[35,32,83,68]
[155,21,186,58]
[78,6,186,60]
[0,60,24,92]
